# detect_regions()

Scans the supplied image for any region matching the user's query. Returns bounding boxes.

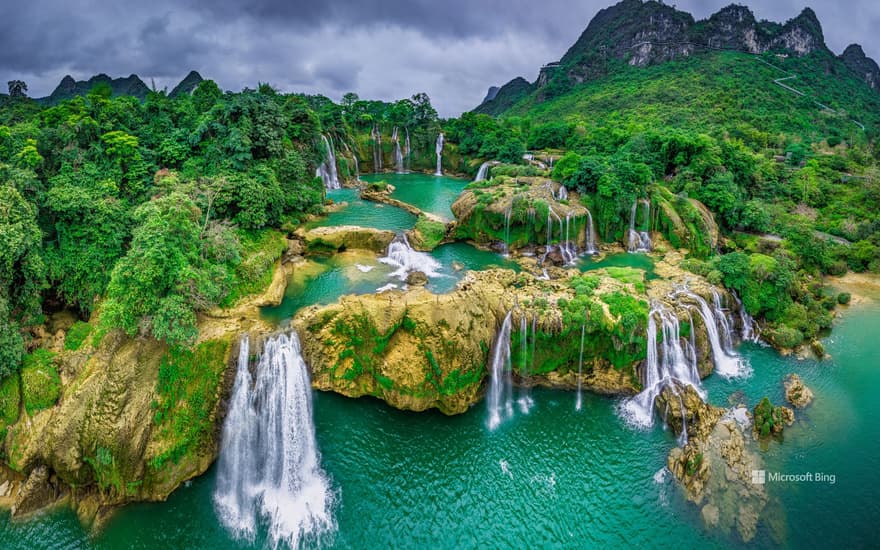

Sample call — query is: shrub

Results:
[21,349,61,414]
[837,292,851,305]
[64,321,93,351]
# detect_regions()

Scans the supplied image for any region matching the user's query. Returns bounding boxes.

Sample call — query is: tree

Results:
[101,192,234,347]
[7,80,27,98]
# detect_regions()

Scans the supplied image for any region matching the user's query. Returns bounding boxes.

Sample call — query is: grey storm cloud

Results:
[2,0,879,116]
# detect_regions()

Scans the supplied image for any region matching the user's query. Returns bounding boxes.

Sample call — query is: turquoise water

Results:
[4,297,877,548]
[360,173,468,221]
[307,188,417,231]
[579,252,658,279]
[3,174,878,548]
[260,244,519,324]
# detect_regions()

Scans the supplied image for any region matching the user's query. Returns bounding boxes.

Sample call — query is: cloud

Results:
[0,1,878,116]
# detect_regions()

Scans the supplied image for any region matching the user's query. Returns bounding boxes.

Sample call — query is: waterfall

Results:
[214,334,335,547]
[584,209,598,255]
[621,301,704,432]
[379,233,442,281]
[673,287,751,379]
[404,128,411,171]
[517,315,533,414]
[555,185,568,201]
[731,290,760,342]
[576,323,585,411]
[475,161,493,182]
[487,312,514,431]
[626,200,652,253]
[392,127,404,173]
[316,135,341,190]
[341,140,360,182]
[371,125,383,171]
[711,289,736,352]
[502,207,512,257]
[434,133,444,176]
[561,211,577,264]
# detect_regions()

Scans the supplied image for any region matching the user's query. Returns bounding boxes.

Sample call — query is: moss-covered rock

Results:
[293,268,648,415]
[407,215,448,251]
[301,226,396,254]
[451,176,592,254]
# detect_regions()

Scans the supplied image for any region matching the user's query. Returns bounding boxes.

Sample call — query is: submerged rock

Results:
[784,373,814,408]
[405,271,428,286]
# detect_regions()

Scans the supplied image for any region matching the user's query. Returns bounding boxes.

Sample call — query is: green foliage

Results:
[64,321,92,351]
[221,229,286,308]
[837,292,851,305]
[413,216,446,250]
[0,373,21,438]
[101,192,234,347]
[150,339,229,469]
[753,396,787,438]
[20,349,60,414]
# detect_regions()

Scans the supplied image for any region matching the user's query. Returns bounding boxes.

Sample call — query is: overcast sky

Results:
[2,1,878,116]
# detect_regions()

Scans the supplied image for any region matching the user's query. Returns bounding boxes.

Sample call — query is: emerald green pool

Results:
[307,188,417,231]
[361,173,468,221]
[579,252,658,279]
[2,175,877,548]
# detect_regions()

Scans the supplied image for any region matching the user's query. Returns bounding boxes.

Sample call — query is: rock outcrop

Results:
[840,44,880,91]
[783,373,814,408]
[301,225,396,254]
[0,256,291,524]
[452,176,590,257]
[293,268,646,414]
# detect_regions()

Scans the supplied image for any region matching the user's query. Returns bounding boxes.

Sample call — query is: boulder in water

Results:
[784,373,814,408]
[655,381,725,441]
[406,271,428,286]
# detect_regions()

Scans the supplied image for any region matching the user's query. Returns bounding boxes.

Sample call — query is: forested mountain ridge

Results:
[475,1,879,116]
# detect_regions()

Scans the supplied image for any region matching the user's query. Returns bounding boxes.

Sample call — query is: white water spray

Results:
[316,135,341,190]
[487,312,514,430]
[379,234,443,281]
[627,200,652,253]
[434,133,444,176]
[214,334,336,548]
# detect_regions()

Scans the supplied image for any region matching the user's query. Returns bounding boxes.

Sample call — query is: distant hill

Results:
[37,70,206,104]
[474,1,880,116]
[43,73,151,104]
[169,70,204,98]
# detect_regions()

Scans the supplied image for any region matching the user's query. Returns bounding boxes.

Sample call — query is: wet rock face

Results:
[405,271,428,286]
[668,419,770,542]
[784,373,814,408]
[655,381,724,441]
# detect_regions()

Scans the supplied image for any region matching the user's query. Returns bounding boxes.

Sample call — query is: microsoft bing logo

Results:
[751,470,766,484]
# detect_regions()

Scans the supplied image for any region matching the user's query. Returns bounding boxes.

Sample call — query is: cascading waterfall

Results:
[502,207,512,257]
[561,211,577,263]
[576,323,585,411]
[487,312,514,431]
[371,125,383,171]
[475,161,493,182]
[434,133,444,176]
[404,128,411,171]
[711,289,736,352]
[341,140,360,181]
[731,290,760,342]
[555,185,569,201]
[316,135,341,190]
[517,315,534,414]
[673,286,751,379]
[584,209,598,255]
[214,334,336,547]
[626,200,652,253]
[379,233,442,281]
[392,127,405,173]
[621,301,704,436]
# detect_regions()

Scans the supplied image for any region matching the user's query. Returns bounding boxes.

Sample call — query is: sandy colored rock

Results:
[784,373,814,408]
[302,225,396,253]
